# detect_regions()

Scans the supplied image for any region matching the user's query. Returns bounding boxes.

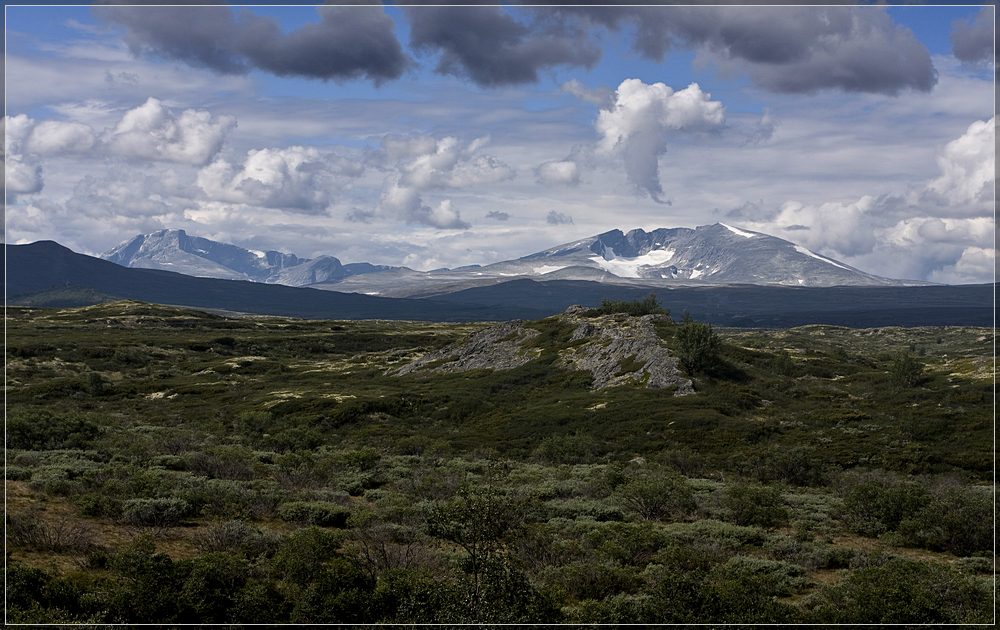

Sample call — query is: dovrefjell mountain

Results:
[102,229,392,286]
[102,224,920,296]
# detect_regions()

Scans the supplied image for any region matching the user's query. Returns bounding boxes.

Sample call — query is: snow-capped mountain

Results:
[101,229,391,287]
[317,223,921,297]
[488,223,898,286]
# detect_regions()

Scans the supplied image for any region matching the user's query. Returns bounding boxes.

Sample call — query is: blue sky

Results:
[3,4,995,284]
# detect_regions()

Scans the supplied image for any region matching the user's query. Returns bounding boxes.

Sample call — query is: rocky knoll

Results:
[393,320,541,375]
[393,307,693,394]
[558,306,693,393]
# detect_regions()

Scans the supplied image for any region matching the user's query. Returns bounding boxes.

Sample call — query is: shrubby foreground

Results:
[5,300,994,624]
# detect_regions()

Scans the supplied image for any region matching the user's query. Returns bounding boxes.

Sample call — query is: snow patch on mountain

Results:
[534,265,568,275]
[794,245,851,271]
[720,223,756,238]
[589,249,677,278]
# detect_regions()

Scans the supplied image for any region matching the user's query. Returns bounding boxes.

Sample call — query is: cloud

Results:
[560,79,616,109]
[551,6,937,96]
[405,5,601,87]
[196,146,339,212]
[5,156,44,199]
[926,117,995,205]
[742,109,776,147]
[485,210,510,221]
[26,121,96,155]
[950,7,995,67]
[101,97,236,165]
[734,117,995,283]
[535,160,580,187]
[594,79,724,202]
[546,210,573,225]
[378,176,470,229]
[373,134,514,229]
[94,4,410,85]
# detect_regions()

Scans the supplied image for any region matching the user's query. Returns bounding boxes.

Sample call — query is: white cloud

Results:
[374,134,513,229]
[536,160,580,187]
[196,146,338,212]
[26,120,96,155]
[928,247,995,285]
[593,80,725,202]
[5,156,44,197]
[926,116,995,204]
[101,97,236,165]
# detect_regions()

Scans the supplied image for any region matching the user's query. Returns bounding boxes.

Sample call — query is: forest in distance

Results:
[4,295,995,625]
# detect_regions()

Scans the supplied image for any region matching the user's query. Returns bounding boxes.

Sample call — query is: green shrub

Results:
[841,480,931,537]
[723,484,788,529]
[584,292,668,317]
[278,501,351,527]
[616,473,696,521]
[888,352,923,387]
[674,314,721,374]
[897,486,993,556]
[811,558,992,624]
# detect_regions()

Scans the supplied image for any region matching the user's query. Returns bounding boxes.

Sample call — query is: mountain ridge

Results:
[101,224,930,296]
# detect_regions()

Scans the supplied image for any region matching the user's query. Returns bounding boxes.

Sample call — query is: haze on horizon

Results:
[3,4,995,284]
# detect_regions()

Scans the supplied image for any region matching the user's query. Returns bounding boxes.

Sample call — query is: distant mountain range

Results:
[7,239,991,328]
[102,229,392,286]
[101,224,927,296]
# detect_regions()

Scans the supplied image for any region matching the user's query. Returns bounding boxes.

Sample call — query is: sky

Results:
[3,3,996,284]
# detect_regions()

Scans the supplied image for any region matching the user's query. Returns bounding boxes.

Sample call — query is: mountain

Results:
[314,223,926,298]
[6,241,990,327]
[101,229,392,286]
[6,241,550,322]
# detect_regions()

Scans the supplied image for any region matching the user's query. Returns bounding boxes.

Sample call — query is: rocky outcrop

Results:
[393,320,540,375]
[392,308,694,395]
[558,311,693,393]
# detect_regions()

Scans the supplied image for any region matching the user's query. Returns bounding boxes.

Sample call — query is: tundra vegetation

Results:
[4,298,995,624]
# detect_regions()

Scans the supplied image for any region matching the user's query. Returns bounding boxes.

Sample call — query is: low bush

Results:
[278,501,351,527]
[122,498,192,529]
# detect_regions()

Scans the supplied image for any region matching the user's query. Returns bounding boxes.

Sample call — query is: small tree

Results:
[888,352,923,387]
[675,311,721,374]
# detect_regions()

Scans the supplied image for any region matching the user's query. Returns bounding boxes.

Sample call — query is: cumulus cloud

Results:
[546,210,573,225]
[26,121,96,155]
[5,156,44,200]
[594,79,724,202]
[95,4,410,85]
[549,6,937,96]
[926,117,995,205]
[535,160,580,187]
[373,134,514,229]
[197,146,340,213]
[485,210,510,221]
[405,5,601,87]
[950,7,995,67]
[379,176,470,229]
[101,97,236,165]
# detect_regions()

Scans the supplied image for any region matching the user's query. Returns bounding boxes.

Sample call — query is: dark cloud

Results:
[405,5,601,87]
[546,210,573,225]
[543,6,937,95]
[94,4,410,85]
[950,7,995,66]
[486,210,510,221]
